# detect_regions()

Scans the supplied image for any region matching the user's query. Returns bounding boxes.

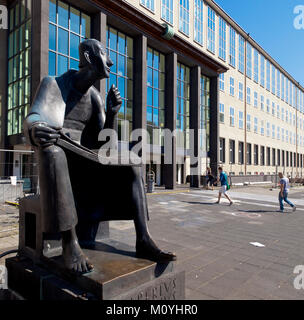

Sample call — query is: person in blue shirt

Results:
[278,172,296,213]
[215,167,233,205]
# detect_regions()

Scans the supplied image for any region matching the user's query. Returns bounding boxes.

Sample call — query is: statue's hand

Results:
[30,123,60,147]
[106,84,122,116]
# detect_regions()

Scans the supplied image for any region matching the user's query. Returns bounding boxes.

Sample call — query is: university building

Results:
[0,0,303,190]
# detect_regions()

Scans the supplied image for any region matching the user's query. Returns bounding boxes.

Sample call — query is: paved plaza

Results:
[1,186,304,299]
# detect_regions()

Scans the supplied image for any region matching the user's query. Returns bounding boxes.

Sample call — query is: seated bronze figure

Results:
[24,39,176,274]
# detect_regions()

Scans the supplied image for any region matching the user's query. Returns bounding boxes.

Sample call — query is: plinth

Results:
[6,239,185,300]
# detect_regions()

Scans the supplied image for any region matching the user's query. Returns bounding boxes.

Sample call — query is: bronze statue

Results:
[24,39,176,274]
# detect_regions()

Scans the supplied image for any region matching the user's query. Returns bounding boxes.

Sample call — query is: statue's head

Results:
[79,39,113,79]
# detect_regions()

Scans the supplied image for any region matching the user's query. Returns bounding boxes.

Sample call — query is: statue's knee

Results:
[39,145,65,161]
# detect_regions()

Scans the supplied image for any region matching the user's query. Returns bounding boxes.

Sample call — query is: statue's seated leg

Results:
[38,145,93,274]
[131,167,176,263]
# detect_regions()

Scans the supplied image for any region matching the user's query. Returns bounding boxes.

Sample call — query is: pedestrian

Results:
[206,167,215,190]
[278,172,296,213]
[215,167,233,205]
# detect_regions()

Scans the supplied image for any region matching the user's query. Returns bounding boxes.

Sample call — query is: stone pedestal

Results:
[6,239,185,300]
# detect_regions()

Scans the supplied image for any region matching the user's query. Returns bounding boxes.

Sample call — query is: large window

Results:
[218,17,226,61]
[266,60,270,91]
[179,0,189,35]
[229,107,235,126]
[254,49,259,83]
[247,143,252,165]
[7,0,32,136]
[229,140,235,164]
[194,0,203,45]
[285,78,289,103]
[239,82,243,101]
[277,69,280,98]
[107,27,134,139]
[246,43,252,79]
[239,142,244,164]
[238,35,245,73]
[247,87,251,104]
[229,27,236,67]
[207,6,215,53]
[140,0,154,11]
[147,48,165,145]
[230,77,234,96]
[161,0,173,24]
[254,117,258,133]
[260,120,264,135]
[247,114,251,131]
[271,64,276,95]
[239,111,243,129]
[200,75,210,151]
[177,63,190,149]
[254,145,259,165]
[219,103,224,123]
[267,147,271,166]
[260,55,265,87]
[49,0,91,76]
[261,146,265,166]
[281,74,285,101]
[219,73,224,91]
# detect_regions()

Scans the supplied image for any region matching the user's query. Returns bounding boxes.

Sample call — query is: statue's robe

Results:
[24,70,148,241]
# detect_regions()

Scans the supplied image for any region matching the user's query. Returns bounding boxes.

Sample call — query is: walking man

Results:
[215,167,233,205]
[278,172,296,213]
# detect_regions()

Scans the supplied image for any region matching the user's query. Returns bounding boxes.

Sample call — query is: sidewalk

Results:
[1,186,304,299]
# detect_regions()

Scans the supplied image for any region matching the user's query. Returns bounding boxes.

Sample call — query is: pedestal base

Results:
[6,239,185,300]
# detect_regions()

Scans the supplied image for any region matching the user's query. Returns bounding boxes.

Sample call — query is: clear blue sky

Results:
[213,0,304,87]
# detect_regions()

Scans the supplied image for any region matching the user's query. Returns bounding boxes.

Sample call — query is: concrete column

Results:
[189,66,201,188]
[0,0,8,176]
[31,0,49,97]
[163,52,177,189]
[133,34,147,183]
[209,76,219,178]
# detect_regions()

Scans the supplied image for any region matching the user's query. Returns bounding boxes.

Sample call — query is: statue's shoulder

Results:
[40,76,58,88]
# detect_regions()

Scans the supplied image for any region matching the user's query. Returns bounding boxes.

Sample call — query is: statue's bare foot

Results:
[136,236,176,263]
[62,239,94,274]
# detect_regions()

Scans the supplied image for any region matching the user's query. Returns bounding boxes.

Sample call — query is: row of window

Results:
[223,106,304,146]
[220,75,304,129]
[220,138,304,168]
[140,0,304,113]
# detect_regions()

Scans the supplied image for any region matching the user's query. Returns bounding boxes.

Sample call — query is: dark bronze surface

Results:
[23,38,176,273]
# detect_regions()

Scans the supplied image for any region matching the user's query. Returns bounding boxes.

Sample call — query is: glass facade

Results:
[176,63,190,149]
[161,0,173,25]
[260,55,265,87]
[246,43,252,79]
[238,35,245,73]
[200,75,210,151]
[219,73,224,91]
[281,74,285,100]
[229,27,236,67]
[194,0,203,45]
[266,60,270,91]
[106,27,134,139]
[254,49,259,83]
[179,0,189,35]
[207,6,215,53]
[48,0,91,76]
[218,17,226,61]
[140,0,154,11]
[147,48,165,145]
[271,65,276,95]
[7,0,32,136]
[276,69,280,98]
